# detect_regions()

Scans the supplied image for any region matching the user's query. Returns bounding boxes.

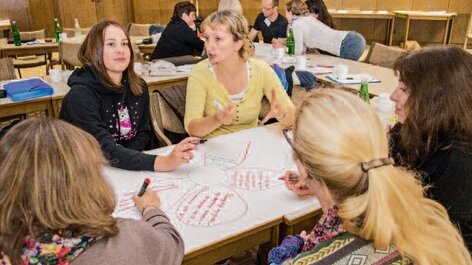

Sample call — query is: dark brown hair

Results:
[78,20,143,95]
[305,0,336,29]
[393,46,472,164]
[172,1,196,20]
[0,118,118,264]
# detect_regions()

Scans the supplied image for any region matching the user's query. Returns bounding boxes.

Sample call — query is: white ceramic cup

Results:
[272,47,285,63]
[334,64,349,79]
[151,33,161,43]
[50,69,62,82]
[133,62,143,75]
[59,32,68,41]
[295,55,307,70]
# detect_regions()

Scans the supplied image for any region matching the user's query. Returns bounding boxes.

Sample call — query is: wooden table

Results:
[330,10,396,45]
[103,124,319,264]
[0,39,59,71]
[393,11,457,45]
[0,94,53,122]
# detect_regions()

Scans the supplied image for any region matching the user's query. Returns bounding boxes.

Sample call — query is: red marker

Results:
[137,178,151,197]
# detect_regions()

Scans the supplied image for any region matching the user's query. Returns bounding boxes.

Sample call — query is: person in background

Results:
[150,1,204,59]
[60,20,198,172]
[248,0,288,47]
[389,46,472,251]
[305,0,335,29]
[218,0,243,15]
[0,118,184,265]
[185,10,295,139]
[285,0,365,60]
[271,89,471,265]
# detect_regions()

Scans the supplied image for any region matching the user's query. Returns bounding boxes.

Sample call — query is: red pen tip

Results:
[144,178,151,184]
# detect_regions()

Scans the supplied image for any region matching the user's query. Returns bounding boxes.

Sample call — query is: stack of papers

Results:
[325,74,381,84]
[149,60,177,76]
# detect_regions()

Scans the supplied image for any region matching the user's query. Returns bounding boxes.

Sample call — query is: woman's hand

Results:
[132,188,161,215]
[262,89,286,124]
[279,170,313,196]
[154,137,199,171]
[215,103,236,125]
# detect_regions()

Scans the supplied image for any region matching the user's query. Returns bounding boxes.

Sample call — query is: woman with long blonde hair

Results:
[0,118,184,265]
[270,89,471,264]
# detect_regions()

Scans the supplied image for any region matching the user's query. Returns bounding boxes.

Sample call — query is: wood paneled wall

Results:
[1,0,470,46]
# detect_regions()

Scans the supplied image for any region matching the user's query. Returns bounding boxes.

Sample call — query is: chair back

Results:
[62,27,91,38]
[0,57,16,81]
[364,42,408,69]
[130,41,144,63]
[127,23,151,36]
[60,41,82,70]
[149,85,188,146]
[19,29,46,40]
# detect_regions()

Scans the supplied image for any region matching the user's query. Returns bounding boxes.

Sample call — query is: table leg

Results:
[388,17,395,46]
[444,18,454,45]
[403,17,410,48]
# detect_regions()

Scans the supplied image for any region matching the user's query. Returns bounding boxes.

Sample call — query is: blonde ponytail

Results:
[293,89,471,265]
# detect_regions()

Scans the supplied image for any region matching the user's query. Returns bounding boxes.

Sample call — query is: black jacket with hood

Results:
[60,66,156,171]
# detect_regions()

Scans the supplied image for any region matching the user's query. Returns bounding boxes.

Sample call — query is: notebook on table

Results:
[3,78,53,102]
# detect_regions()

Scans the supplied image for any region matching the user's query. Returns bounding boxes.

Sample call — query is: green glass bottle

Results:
[54,18,62,42]
[286,28,295,55]
[359,78,370,104]
[11,21,21,46]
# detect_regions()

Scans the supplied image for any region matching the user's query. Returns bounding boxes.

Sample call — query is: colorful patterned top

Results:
[21,229,98,265]
[288,232,409,265]
[269,206,410,265]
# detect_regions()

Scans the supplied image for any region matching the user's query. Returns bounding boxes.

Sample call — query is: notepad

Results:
[3,78,53,101]
[325,74,381,84]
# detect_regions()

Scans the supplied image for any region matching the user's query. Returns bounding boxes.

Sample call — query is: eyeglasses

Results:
[283,126,300,158]
[262,6,275,11]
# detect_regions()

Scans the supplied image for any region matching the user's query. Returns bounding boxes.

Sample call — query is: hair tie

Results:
[360,157,394,172]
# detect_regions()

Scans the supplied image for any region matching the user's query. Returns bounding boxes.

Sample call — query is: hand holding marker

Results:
[138,178,151,196]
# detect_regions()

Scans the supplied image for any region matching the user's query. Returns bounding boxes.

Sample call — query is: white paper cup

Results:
[50,69,62,82]
[295,55,307,70]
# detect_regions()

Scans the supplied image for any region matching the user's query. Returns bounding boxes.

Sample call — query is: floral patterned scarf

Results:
[21,229,99,265]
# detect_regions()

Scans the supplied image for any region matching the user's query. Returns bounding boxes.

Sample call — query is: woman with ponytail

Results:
[269,89,471,264]
[184,10,295,139]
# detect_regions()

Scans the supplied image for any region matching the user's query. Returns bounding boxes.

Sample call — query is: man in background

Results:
[151,1,204,59]
[248,0,288,46]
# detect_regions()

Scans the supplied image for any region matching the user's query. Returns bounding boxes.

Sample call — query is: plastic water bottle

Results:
[74,18,81,39]
[376,93,395,129]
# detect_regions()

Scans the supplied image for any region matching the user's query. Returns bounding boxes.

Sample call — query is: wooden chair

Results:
[464,13,472,49]
[130,41,144,63]
[13,29,49,78]
[149,85,188,146]
[127,23,151,36]
[0,57,16,81]
[62,27,91,38]
[364,42,408,69]
[59,41,82,70]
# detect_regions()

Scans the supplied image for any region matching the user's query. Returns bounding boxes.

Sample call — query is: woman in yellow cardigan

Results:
[184,10,295,139]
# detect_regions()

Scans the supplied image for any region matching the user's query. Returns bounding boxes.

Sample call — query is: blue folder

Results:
[4,78,54,102]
